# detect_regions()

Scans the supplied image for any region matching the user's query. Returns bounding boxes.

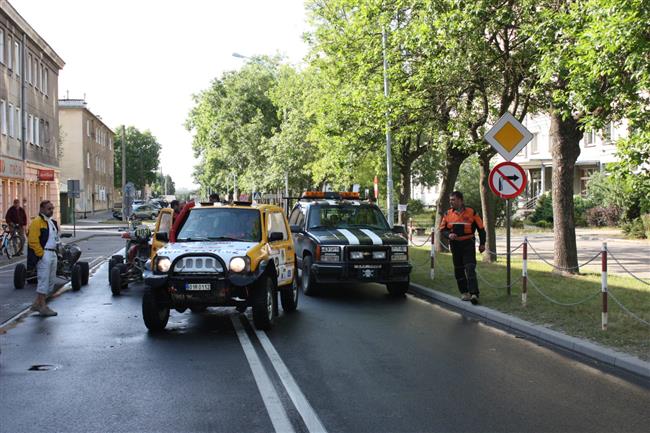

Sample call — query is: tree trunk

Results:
[434,145,469,252]
[398,161,412,225]
[479,150,497,262]
[549,111,582,274]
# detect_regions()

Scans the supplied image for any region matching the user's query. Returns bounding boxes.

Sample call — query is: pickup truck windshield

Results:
[177,208,261,242]
[308,204,389,230]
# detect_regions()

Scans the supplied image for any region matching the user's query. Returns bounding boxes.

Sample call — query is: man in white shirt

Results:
[28,200,60,316]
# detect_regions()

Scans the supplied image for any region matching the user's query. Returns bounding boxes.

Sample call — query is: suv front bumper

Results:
[311,261,411,284]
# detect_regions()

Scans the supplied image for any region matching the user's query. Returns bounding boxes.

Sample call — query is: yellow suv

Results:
[143,202,298,331]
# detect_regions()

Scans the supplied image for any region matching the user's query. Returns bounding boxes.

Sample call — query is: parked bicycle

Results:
[1,224,23,259]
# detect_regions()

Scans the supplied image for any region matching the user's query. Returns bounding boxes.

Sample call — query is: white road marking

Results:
[252,324,329,433]
[360,229,383,245]
[337,229,360,245]
[231,316,296,433]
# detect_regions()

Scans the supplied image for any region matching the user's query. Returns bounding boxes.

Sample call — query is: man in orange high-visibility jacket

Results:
[439,191,486,305]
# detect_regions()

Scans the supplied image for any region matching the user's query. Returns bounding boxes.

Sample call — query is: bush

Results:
[642,214,650,239]
[530,192,553,223]
[534,220,552,229]
[407,199,425,215]
[511,218,524,228]
[585,206,621,227]
[621,218,647,239]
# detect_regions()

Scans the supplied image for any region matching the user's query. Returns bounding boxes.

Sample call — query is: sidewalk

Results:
[409,283,650,380]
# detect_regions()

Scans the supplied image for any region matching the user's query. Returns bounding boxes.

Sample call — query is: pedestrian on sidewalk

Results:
[28,200,60,317]
[439,191,486,305]
[4,198,27,255]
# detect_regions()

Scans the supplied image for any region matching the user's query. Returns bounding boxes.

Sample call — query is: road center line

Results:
[252,323,329,433]
[231,315,296,433]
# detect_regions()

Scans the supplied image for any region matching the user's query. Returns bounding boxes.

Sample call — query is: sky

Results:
[10,0,309,190]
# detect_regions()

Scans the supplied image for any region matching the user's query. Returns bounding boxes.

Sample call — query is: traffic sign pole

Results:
[506,199,511,295]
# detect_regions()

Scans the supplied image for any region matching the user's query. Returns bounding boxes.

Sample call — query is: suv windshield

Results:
[177,208,261,242]
[308,204,389,230]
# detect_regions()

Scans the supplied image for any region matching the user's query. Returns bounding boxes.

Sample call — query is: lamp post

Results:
[382,27,394,227]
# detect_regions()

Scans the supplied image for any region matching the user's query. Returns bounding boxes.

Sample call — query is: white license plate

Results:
[185,283,211,291]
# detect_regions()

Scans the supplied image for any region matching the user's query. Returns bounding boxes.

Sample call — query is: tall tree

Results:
[113,126,161,194]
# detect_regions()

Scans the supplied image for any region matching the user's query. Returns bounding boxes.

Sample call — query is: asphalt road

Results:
[0,230,125,324]
[1,263,649,433]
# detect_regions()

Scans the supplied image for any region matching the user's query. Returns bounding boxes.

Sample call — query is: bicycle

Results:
[1,224,23,259]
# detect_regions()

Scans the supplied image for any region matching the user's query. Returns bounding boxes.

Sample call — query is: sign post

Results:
[485,112,532,295]
[67,180,81,238]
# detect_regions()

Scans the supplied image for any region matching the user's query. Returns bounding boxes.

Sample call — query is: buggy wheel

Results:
[9,235,22,257]
[280,276,299,313]
[110,265,124,295]
[14,263,26,289]
[79,261,90,285]
[142,291,169,331]
[252,275,276,331]
[108,258,116,282]
[71,264,82,291]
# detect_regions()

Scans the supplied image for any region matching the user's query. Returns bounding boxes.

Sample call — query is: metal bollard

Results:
[522,237,528,306]
[602,242,608,331]
[430,229,435,280]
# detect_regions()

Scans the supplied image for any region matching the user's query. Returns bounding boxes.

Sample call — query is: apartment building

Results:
[0,0,65,220]
[59,99,114,214]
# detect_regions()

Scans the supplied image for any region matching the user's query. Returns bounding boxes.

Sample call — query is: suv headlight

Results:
[372,251,387,260]
[230,256,250,273]
[391,245,408,262]
[319,245,341,262]
[156,257,171,273]
[350,251,364,260]
[391,245,408,253]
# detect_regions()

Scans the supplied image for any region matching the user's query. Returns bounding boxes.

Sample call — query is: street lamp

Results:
[382,27,395,227]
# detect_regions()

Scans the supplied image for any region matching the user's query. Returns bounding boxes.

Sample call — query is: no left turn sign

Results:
[489,162,527,199]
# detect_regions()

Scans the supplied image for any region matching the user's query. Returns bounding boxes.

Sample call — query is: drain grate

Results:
[28,364,59,371]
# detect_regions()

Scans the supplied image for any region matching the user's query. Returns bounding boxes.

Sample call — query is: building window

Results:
[27,53,32,83]
[38,64,43,92]
[8,103,14,137]
[87,152,90,169]
[34,117,40,146]
[44,68,48,96]
[7,36,12,70]
[14,41,20,76]
[601,123,613,143]
[33,58,38,89]
[0,28,4,64]
[15,106,20,139]
[583,130,596,147]
[530,133,539,154]
[86,119,90,136]
[0,100,6,135]
[28,114,33,143]
[580,168,598,195]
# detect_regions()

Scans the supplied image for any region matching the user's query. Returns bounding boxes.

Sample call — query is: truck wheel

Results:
[110,265,123,295]
[142,291,169,331]
[78,261,90,285]
[14,263,26,289]
[71,264,82,291]
[252,275,275,330]
[386,280,409,297]
[301,255,319,296]
[280,276,299,313]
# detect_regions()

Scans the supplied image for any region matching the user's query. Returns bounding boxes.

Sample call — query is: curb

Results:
[410,282,650,380]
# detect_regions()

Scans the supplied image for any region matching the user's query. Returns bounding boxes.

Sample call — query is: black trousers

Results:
[449,239,479,295]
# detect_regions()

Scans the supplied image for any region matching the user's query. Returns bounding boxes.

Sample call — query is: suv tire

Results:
[386,280,409,297]
[142,291,170,331]
[301,255,318,296]
[252,275,275,330]
[280,276,299,313]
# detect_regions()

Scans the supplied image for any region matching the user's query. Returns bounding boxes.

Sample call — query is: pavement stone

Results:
[410,282,650,380]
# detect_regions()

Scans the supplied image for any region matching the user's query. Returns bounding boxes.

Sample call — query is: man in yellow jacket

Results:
[28,200,59,316]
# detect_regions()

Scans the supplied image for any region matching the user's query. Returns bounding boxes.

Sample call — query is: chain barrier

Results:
[409,232,432,248]
[605,248,650,287]
[607,289,650,327]
[526,242,602,271]
[476,271,522,290]
[526,274,601,306]
[479,242,524,257]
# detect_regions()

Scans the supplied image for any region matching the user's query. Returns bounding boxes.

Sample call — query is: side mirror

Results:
[156,232,169,243]
[269,232,284,242]
[289,225,303,234]
[60,233,72,238]
[391,225,407,236]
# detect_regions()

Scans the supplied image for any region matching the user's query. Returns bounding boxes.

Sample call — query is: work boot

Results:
[461,293,471,301]
[470,294,479,305]
[38,305,58,317]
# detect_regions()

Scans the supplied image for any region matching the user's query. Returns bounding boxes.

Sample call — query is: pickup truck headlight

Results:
[391,245,408,262]
[319,245,341,262]
[391,246,408,253]
[350,251,364,260]
[230,256,250,273]
[372,251,386,260]
[156,257,171,273]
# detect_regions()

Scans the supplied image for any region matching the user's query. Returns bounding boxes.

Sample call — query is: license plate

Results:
[185,283,211,291]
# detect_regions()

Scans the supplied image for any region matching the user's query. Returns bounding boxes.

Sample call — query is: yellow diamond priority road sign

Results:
[484,112,533,161]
